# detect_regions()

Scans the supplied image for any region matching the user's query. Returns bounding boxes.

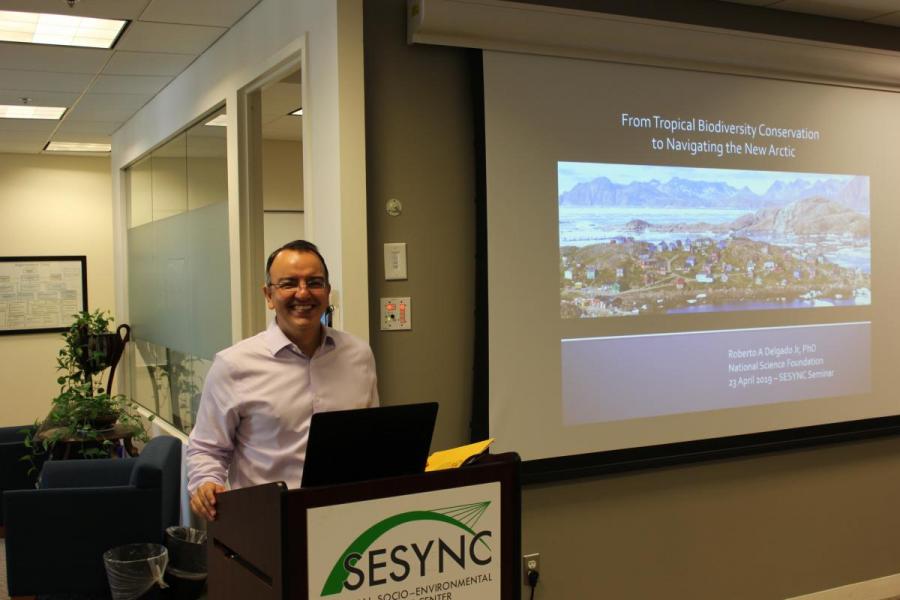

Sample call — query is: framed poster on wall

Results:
[0,256,87,335]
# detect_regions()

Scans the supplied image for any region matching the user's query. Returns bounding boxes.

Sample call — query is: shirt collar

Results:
[264,318,336,357]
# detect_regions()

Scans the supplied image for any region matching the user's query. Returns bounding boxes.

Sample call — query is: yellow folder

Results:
[426,439,495,471]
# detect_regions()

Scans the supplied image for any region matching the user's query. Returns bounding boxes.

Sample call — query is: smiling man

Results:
[186,240,379,521]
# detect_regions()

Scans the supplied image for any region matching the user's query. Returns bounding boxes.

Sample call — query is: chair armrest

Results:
[40,457,136,488]
[0,425,32,444]
[0,442,35,492]
[4,486,164,596]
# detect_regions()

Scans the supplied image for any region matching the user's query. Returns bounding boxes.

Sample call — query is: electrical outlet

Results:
[523,553,540,585]
[380,297,412,331]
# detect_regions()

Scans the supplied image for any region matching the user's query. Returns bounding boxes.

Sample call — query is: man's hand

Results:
[190,481,226,521]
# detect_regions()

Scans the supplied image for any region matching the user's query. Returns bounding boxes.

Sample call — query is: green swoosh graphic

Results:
[320,507,491,596]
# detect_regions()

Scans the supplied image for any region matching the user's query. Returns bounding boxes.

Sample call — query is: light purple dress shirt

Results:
[186,320,378,493]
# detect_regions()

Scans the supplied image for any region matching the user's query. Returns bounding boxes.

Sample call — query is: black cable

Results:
[527,568,540,600]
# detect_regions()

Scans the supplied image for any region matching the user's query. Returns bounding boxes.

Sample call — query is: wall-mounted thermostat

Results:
[381,297,411,331]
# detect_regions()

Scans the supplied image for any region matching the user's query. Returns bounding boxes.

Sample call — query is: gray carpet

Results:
[1,538,113,600]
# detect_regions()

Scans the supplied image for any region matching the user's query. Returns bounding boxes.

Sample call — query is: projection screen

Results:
[483,50,900,473]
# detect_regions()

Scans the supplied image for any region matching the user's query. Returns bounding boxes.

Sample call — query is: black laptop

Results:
[301,402,439,488]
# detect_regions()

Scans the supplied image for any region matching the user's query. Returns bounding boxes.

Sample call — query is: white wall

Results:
[0,153,115,426]
[111,0,369,341]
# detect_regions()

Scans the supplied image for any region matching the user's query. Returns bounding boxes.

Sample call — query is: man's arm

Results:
[186,356,239,520]
[367,348,379,407]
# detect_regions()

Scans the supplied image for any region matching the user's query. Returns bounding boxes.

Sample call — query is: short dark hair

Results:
[265,240,330,285]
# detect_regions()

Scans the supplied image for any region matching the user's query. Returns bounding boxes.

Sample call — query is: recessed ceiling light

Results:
[289,108,303,116]
[204,114,227,127]
[45,141,111,153]
[0,104,66,119]
[0,10,127,48]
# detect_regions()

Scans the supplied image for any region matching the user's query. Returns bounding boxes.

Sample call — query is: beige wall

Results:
[262,139,303,211]
[364,2,476,453]
[363,3,900,598]
[0,153,115,426]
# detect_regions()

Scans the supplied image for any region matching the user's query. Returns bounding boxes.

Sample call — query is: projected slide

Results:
[559,163,871,318]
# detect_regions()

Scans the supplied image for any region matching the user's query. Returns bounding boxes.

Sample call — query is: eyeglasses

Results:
[269,277,328,293]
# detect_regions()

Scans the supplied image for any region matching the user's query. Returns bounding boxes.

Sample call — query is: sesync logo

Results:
[320,501,493,596]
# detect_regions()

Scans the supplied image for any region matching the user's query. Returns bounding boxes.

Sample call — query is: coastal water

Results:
[559,206,871,273]
[823,247,870,273]
[668,297,864,314]
[559,206,745,245]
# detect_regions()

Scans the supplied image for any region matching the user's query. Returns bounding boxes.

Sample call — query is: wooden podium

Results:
[208,453,521,600]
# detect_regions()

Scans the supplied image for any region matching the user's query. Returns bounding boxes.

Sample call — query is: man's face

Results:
[263,249,331,340]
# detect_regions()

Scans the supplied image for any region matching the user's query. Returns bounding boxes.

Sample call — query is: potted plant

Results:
[24,310,149,468]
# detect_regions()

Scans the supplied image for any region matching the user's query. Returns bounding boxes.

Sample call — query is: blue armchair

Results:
[3,435,182,597]
[0,424,43,528]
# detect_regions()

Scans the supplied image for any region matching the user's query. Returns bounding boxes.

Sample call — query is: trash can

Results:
[103,543,169,600]
[164,526,208,600]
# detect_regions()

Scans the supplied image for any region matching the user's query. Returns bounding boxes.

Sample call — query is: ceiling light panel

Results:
[0,10,126,48]
[45,141,111,152]
[0,104,65,119]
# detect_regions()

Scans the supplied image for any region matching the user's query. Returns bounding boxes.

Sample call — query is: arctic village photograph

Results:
[558,162,871,318]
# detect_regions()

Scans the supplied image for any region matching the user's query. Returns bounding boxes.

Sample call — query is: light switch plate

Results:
[384,242,407,280]
[380,297,411,330]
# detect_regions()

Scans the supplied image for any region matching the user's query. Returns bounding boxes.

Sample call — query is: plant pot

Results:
[89,413,119,431]
[75,325,131,374]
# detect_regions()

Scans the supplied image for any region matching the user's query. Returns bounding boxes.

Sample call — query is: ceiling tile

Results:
[64,92,152,122]
[102,50,194,76]
[54,120,122,135]
[0,0,151,20]
[0,130,50,143]
[0,141,45,153]
[0,69,94,93]
[0,118,56,132]
[0,90,79,107]
[261,82,301,121]
[115,21,226,55]
[773,0,900,20]
[0,42,111,74]
[262,115,301,141]
[89,73,172,95]
[140,0,262,27]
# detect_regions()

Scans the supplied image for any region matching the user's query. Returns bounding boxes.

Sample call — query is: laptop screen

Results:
[301,402,439,488]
